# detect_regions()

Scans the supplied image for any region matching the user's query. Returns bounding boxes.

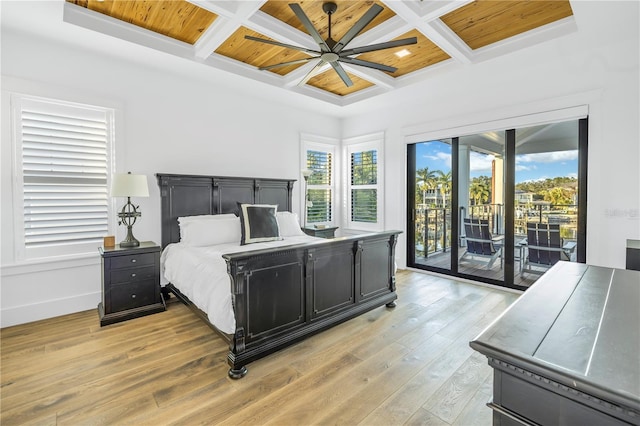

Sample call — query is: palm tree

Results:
[416,167,437,205]
[469,179,490,206]
[435,170,452,207]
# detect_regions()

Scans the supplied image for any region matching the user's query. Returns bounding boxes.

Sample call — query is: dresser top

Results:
[470,261,640,412]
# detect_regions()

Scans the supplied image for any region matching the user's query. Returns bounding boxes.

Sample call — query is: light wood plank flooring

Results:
[1,270,519,425]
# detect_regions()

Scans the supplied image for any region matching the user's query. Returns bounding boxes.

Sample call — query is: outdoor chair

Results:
[461,218,503,269]
[521,222,563,275]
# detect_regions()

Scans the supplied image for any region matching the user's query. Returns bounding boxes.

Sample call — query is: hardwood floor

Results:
[1,270,519,425]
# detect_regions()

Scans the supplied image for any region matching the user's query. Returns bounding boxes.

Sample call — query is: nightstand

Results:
[302,226,338,239]
[98,241,165,326]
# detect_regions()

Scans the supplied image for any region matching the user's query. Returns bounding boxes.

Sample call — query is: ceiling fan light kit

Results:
[245,2,417,87]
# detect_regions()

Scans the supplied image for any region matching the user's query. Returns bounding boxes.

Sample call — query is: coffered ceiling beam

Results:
[63,2,194,59]
[341,64,395,90]
[383,0,473,64]
[191,1,265,59]
[282,60,328,88]
[345,16,413,51]
[246,10,320,51]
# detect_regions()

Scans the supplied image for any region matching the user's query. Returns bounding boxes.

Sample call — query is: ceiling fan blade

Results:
[339,37,418,56]
[333,3,384,53]
[298,59,327,86]
[339,57,397,73]
[289,3,330,52]
[259,57,318,71]
[330,61,354,87]
[244,35,320,55]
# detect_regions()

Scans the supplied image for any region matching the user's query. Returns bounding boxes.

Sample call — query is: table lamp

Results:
[111,172,149,247]
[301,169,312,228]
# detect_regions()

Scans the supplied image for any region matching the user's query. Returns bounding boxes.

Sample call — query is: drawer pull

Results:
[131,273,137,278]
[131,294,136,299]
[131,259,137,263]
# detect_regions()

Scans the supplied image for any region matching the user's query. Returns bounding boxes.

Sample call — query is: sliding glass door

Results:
[407,118,587,290]
[457,133,505,283]
[410,139,453,272]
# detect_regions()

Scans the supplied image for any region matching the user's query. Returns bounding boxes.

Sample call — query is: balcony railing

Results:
[415,203,578,259]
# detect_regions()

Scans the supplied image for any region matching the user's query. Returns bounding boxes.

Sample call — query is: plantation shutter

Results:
[350,150,377,223]
[306,150,332,223]
[18,97,110,254]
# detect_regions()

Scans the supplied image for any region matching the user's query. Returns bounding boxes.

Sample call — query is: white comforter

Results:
[160,236,320,334]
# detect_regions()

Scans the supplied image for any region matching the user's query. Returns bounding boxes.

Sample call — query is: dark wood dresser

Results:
[98,241,165,326]
[470,261,639,425]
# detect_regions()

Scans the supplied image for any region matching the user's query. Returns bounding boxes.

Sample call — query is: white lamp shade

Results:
[111,173,149,197]
[301,169,312,178]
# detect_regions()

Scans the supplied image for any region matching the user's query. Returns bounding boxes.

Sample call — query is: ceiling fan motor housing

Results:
[322,2,337,15]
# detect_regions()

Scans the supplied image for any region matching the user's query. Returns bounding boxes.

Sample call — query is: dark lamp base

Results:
[119,224,140,247]
[119,239,140,248]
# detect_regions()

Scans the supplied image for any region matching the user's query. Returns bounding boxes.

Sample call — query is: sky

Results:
[416,141,579,183]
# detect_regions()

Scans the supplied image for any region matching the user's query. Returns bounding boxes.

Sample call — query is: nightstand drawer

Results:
[110,266,156,285]
[110,252,156,269]
[110,280,158,312]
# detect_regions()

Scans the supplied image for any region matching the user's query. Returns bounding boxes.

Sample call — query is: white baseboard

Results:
[1,292,101,328]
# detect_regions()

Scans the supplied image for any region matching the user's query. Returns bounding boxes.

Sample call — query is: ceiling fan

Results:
[244,2,418,87]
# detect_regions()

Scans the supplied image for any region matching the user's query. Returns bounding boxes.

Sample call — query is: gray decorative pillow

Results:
[238,203,282,245]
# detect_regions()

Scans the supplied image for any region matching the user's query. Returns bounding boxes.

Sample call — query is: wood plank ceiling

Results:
[65,0,574,104]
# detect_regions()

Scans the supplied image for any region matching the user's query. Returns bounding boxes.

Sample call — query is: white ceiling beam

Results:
[63,2,194,59]
[191,1,265,59]
[246,10,318,51]
[382,0,473,64]
[341,64,395,90]
[414,0,475,22]
[347,15,413,48]
[283,60,328,88]
[186,0,263,19]
[418,19,474,64]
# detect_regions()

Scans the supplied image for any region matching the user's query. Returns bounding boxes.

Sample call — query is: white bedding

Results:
[161,235,321,334]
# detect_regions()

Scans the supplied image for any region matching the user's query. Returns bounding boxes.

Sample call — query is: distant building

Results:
[515,190,535,204]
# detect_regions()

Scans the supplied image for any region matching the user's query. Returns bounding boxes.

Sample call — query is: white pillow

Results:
[178,214,237,224]
[276,211,306,237]
[178,215,241,246]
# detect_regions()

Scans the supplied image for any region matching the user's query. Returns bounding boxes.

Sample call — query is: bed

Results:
[157,173,401,378]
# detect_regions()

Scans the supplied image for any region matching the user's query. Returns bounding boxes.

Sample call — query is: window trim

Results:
[11,93,116,262]
[300,134,338,227]
[344,132,384,232]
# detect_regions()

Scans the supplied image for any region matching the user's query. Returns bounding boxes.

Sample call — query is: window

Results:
[345,133,384,231]
[12,95,114,261]
[351,150,377,222]
[306,150,333,224]
[301,136,336,227]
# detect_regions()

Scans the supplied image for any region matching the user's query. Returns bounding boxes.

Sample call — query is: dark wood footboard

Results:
[157,173,400,378]
[223,231,400,378]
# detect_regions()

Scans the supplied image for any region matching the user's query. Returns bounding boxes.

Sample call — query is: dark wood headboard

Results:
[156,174,296,248]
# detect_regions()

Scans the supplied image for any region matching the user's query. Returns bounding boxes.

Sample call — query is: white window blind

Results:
[350,150,378,223]
[306,149,333,223]
[345,133,384,231]
[14,96,112,260]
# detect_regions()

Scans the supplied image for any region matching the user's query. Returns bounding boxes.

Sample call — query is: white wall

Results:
[0,30,340,327]
[342,1,640,270]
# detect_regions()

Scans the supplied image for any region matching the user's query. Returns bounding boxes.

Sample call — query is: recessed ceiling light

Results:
[395,49,411,58]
